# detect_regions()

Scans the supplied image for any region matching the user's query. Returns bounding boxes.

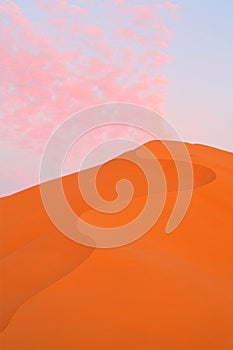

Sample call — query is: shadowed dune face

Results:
[159,160,216,190]
[0,234,94,332]
[59,144,216,235]
[60,144,216,225]
[0,141,232,350]
[94,158,216,194]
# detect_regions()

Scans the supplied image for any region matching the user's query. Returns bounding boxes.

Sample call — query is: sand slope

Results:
[0,141,233,349]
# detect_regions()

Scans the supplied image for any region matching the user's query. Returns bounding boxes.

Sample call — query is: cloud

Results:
[128,5,157,26]
[1,0,178,193]
[164,2,180,11]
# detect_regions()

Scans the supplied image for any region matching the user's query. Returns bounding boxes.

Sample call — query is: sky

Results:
[0,0,232,196]
[163,0,233,152]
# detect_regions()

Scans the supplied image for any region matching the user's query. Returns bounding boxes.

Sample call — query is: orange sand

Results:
[0,141,233,349]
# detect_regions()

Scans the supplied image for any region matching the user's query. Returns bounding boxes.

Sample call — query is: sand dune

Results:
[0,141,232,349]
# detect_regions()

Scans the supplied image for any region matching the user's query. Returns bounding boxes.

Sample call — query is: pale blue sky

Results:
[12,0,233,150]
[1,0,232,196]
[163,0,233,151]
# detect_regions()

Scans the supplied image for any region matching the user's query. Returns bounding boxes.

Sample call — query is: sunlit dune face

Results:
[0,141,232,350]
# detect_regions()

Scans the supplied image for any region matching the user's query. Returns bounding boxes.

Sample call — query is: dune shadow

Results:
[0,229,95,332]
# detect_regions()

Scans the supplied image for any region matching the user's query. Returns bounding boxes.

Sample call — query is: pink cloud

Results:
[37,0,88,15]
[84,25,104,36]
[117,28,135,40]
[113,0,126,5]
[68,4,88,15]
[156,23,174,40]
[1,0,177,154]
[154,34,168,48]
[164,2,180,11]
[128,5,157,26]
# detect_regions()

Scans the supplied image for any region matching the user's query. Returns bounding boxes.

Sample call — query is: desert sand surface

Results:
[0,140,233,349]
